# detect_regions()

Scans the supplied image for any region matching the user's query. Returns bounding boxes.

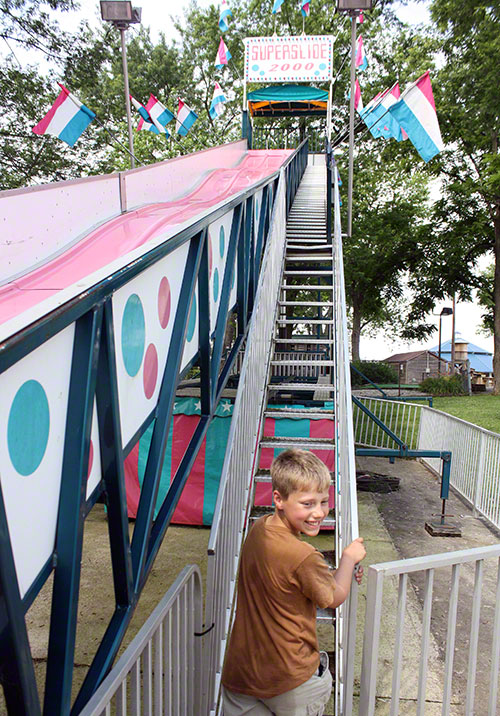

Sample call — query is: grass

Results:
[432,394,500,434]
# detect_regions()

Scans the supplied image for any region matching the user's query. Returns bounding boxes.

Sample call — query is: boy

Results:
[221,448,365,716]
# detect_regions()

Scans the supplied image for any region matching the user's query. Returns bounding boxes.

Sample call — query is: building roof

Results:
[429,336,493,374]
[384,350,444,363]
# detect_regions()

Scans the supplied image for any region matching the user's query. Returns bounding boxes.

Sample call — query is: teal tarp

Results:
[247,85,329,102]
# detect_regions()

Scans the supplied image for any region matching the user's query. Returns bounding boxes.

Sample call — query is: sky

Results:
[26,1,497,360]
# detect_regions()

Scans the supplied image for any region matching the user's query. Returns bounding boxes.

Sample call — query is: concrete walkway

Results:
[355,456,500,715]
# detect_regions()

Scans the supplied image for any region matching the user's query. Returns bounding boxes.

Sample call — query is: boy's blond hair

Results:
[271,448,331,499]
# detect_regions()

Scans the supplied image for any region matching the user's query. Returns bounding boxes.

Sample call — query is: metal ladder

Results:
[252,163,336,624]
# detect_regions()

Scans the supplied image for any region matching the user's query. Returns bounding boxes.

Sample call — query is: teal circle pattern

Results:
[219,226,225,258]
[8,380,50,476]
[121,294,146,377]
[187,298,197,342]
[213,268,219,303]
[252,64,259,71]
[319,63,327,70]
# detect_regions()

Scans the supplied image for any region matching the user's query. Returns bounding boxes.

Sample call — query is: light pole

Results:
[100,1,142,170]
[336,0,372,237]
[436,306,453,374]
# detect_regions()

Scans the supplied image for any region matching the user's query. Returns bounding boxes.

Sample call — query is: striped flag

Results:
[32,83,95,147]
[145,94,175,134]
[272,0,284,13]
[300,0,310,17]
[219,0,232,31]
[356,35,368,72]
[388,71,443,161]
[176,98,198,136]
[214,37,232,68]
[354,78,363,111]
[209,82,227,120]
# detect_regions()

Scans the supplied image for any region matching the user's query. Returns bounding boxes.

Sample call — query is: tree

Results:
[425,0,500,392]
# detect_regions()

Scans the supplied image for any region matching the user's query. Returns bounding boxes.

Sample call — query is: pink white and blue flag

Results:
[131,95,163,134]
[215,37,232,68]
[209,82,227,120]
[388,71,443,162]
[32,83,95,147]
[145,94,174,133]
[362,83,406,141]
[272,0,284,13]
[176,98,198,136]
[301,0,310,17]
[355,35,368,72]
[354,78,363,112]
[219,0,232,31]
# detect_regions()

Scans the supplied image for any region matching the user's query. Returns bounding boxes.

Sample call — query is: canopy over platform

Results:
[247,84,329,118]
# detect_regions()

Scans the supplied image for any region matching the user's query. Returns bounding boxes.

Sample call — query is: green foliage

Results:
[433,394,500,434]
[350,360,398,387]
[419,374,466,396]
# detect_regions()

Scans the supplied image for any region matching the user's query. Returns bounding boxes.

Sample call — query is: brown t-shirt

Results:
[221,515,336,699]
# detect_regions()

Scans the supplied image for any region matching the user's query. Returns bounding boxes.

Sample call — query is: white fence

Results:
[202,169,288,714]
[352,397,500,532]
[359,544,500,716]
[78,566,203,716]
[418,407,500,531]
[332,163,359,716]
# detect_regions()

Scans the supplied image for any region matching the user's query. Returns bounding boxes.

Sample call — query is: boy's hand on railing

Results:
[343,537,366,565]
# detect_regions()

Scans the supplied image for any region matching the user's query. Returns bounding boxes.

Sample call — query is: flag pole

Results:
[92,114,146,166]
[347,10,357,238]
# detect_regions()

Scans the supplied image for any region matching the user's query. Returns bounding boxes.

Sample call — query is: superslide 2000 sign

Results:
[244,36,333,83]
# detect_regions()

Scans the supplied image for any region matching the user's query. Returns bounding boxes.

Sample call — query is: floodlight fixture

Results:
[100,1,141,25]
[337,0,373,11]
[440,307,453,316]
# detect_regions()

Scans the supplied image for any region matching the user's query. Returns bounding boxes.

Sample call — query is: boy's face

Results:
[273,488,330,536]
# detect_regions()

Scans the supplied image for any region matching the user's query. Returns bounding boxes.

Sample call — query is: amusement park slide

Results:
[0,142,292,342]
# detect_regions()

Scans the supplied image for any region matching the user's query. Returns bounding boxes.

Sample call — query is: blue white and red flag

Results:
[388,71,443,161]
[32,83,95,147]
[355,35,368,72]
[300,0,310,17]
[219,0,232,31]
[214,37,232,68]
[209,82,227,120]
[272,0,284,13]
[354,78,363,111]
[176,98,198,136]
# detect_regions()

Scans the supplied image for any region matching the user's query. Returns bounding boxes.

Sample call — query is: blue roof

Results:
[429,337,493,373]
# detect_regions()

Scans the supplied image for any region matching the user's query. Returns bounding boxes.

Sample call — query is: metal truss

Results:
[0,143,308,714]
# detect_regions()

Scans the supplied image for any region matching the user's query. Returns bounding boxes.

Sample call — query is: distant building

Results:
[383,350,448,384]
[429,335,493,375]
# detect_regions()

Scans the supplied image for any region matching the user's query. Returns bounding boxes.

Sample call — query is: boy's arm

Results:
[329,538,366,609]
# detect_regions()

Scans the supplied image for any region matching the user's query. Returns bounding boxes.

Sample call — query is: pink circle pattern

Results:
[87,439,94,480]
[143,343,158,399]
[158,277,171,329]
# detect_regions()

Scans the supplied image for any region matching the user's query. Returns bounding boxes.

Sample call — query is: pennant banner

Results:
[176,98,198,136]
[388,71,443,161]
[219,0,232,31]
[215,36,232,68]
[32,83,95,147]
[209,82,227,120]
[356,35,368,72]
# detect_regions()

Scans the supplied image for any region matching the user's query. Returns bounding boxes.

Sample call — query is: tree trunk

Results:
[351,306,361,361]
[493,207,500,394]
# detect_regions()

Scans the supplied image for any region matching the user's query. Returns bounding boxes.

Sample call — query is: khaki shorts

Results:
[222,652,332,716]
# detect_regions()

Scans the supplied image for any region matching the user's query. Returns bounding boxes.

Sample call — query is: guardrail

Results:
[354,396,422,450]
[353,396,500,533]
[359,545,500,716]
[330,148,359,716]
[78,566,203,716]
[203,141,308,714]
[418,407,500,531]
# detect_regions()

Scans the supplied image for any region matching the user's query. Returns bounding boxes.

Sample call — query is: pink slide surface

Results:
[0,149,292,328]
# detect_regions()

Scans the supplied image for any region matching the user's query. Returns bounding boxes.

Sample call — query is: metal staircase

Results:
[252,161,337,548]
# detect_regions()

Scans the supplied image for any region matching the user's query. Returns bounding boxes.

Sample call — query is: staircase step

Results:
[276,319,333,325]
[273,338,335,344]
[279,301,334,307]
[265,409,334,420]
[286,255,332,262]
[260,436,333,450]
[268,383,335,392]
[281,285,334,290]
[271,360,334,366]
[284,270,332,275]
